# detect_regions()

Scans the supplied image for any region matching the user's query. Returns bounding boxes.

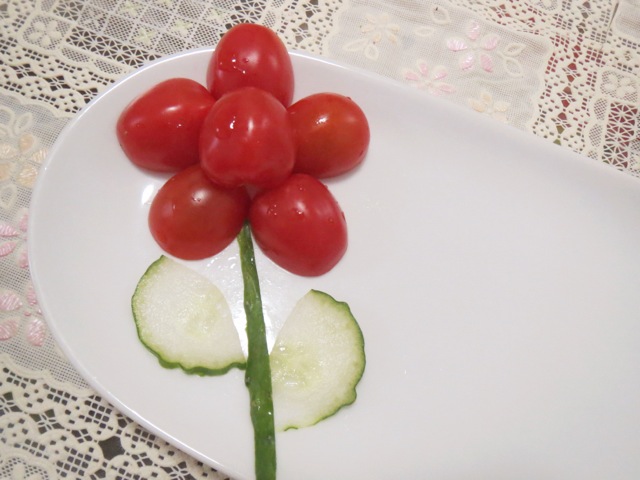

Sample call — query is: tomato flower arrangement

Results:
[119,23,370,480]
[116,23,370,277]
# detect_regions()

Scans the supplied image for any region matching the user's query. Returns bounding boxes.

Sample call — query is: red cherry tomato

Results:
[249,173,348,276]
[288,93,370,178]
[199,87,295,190]
[206,23,294,106]
[149,165,250,260]
[117,78,215,173]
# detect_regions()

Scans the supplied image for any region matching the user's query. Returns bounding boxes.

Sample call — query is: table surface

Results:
[1,0,639,478]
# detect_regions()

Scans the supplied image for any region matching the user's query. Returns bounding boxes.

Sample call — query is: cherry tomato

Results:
[149,165,250,260]
[117,78,215,173]
[206,23,294,106]
[288,93,370,178]
[199,86,295,190]
[249,173,347,276]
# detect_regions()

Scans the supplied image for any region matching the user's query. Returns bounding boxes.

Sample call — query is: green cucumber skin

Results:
[238,224,277,480]
[132,256,247,377]
[149,349,245,376]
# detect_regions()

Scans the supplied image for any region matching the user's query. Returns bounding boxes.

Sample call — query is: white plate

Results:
[29,48,640,479]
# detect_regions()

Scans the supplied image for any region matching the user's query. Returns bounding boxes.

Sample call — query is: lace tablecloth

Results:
[1,0,638,478]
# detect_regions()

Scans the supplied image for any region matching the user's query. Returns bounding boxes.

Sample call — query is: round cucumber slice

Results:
[132,255,246,375]
[270,289,366,431]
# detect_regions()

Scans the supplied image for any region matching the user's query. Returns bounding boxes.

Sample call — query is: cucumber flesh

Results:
[270,289,366,431]
[132,255,245,375]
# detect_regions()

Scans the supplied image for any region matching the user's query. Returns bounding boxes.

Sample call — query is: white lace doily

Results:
[325,0,640,173]
[1,0,638,478]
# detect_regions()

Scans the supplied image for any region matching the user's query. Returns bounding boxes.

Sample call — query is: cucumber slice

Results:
[270,289,366,431]
[132,255,246,375]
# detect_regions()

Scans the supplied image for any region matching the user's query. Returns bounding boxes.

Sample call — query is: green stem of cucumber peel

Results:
[237,223,276,480]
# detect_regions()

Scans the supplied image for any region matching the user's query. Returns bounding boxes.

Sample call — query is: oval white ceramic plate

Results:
[30,48,640,480]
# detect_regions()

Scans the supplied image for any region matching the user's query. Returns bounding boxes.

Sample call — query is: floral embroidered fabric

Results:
[327,0,640,169]
[1,0,638,478]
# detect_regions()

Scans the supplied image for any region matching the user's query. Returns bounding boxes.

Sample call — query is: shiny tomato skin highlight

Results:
[288,92,370,178]
[249,173,348,276]
[149,165,250,260]
[207,23,294,107]
[199,87,295,190]
[117,78,215,173]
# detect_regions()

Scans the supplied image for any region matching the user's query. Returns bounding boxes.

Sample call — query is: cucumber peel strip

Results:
[238,223,277,480]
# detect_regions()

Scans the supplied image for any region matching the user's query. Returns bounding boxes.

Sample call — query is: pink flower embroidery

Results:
[18,213,28,232]
[0,284,45,344]
[0,209,46,345]
[403,60,456,96]
[0,241,17,256]
[0,318,19,340]
[22,283,45,346]
[26,317,46,346]
[0,291,22,311]
[0,212,29,267]
[0,223,20,236]
[17,249,29,269]
[447,20,499,73]
[26,284,38,307]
